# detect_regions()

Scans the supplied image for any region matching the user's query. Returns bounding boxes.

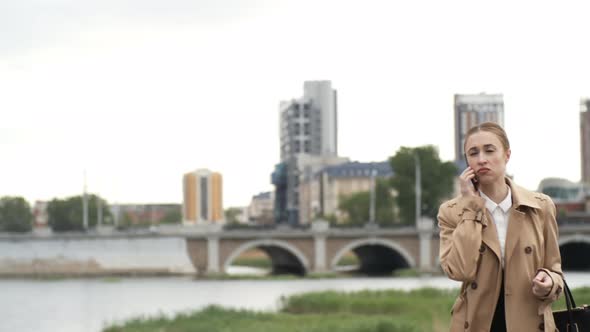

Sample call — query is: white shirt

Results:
[479,187,512,267]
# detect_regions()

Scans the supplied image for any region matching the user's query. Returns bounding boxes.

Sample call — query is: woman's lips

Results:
[477,168,490,174]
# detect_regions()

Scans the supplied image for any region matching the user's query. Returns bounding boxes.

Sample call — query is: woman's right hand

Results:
[460,167,479,197]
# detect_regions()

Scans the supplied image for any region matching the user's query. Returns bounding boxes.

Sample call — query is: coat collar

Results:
[505,177,541,210]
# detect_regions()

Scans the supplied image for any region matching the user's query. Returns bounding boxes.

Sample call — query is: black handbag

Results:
[553,280,590,332]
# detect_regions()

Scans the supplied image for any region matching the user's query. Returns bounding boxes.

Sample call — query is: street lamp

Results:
[83,170,88,231]
[414,153,421,229]
[369,168,377,226]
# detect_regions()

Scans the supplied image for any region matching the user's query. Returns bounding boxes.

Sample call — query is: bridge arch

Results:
[223,239,310,276]
[559,234,590,246]
[559,234,590,271]
[330,238,415,275]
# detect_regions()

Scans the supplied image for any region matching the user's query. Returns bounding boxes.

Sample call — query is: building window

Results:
[294,123,300,135]
[294,140,300,153]
[304,140,310,153]
[293,104,300,117]
[304,123,310,135]
[200,177,208,220]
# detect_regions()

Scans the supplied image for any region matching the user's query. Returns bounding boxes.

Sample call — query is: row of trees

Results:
[0,197,33,232]
[0,195,111,233]
[0,194,186,233]
[336,145,457,225]
[47,195,112,232]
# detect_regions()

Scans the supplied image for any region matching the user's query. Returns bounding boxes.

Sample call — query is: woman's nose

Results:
[477,153,487,164]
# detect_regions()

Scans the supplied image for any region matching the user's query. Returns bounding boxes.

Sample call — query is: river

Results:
[2,272,590,332]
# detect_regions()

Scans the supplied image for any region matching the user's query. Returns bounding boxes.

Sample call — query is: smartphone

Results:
[471,177,479,191]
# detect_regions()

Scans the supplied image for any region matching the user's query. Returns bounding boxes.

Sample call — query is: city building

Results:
[454,93,504,164]
[299,161,394,224]
[182,169,223,225]
[581,98,590,184]
[273,80,341,225]
[32,201,49,228]
[31,200,52,235]
[279,81,338,160]
[110,203,182,226]
[537,177,590,216]
[247,191,274,225]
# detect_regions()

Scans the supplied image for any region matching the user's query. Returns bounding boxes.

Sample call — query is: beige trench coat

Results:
[438,178,564,332]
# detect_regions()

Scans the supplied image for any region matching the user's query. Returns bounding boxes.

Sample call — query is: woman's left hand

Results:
[532,270,553,297]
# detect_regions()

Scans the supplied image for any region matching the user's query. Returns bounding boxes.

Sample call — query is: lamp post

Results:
[414,153,421,229]
[83,170,88,231]
[369,168,377,225]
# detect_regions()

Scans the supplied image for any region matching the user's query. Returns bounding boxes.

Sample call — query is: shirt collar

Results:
[480,186,512,213]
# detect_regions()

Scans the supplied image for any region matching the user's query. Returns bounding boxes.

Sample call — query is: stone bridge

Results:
[1,220,588,277]
[185,220,590,276]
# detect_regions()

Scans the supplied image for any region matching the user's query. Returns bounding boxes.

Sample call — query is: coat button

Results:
[479,245,486,253]
[538,322,544,330]
[525,246,533,254]
[471,282,478,290]
[464,321,469,329]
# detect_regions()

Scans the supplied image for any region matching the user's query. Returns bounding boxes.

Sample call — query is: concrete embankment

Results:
[0,234,196,277]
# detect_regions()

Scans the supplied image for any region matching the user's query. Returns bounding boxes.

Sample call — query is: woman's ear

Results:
[505,149,511,163]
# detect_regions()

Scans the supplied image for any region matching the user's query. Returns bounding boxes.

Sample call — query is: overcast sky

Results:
[1,0,589,207]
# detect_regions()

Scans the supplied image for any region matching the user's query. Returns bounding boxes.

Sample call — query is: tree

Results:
[225,207,243,225]
[160,207,182,224]
[338,179,395,225]
[0,196,33,232]
[389,145,457,224]
[47,194,112,232]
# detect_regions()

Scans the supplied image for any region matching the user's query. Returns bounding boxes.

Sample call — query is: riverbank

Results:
[103,287,590,332]
[5,275,590,332]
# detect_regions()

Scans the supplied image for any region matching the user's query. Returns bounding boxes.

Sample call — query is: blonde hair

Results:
[464,122,510,153]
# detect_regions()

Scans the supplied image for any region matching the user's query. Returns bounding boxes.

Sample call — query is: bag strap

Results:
[563,279,579,332]
[564,280,577,308]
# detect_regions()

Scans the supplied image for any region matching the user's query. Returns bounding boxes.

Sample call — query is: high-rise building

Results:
[273,80,342,225]
[248,191,274,225]
[182,169,223,224]
[581,99,590,184]
[279,81,338,161]
[454,93,504,163]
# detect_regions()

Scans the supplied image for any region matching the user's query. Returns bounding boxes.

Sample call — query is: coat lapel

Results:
[482,209,502,263]
[503,178,540,266]
[504,207,525,265]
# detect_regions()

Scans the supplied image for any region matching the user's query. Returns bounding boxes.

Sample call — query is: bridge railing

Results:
[557,217,590,226]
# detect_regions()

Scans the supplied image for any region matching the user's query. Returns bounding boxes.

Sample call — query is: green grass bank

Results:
[104,287,590,332]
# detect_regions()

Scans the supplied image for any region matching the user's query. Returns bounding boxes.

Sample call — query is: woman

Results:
[438,122,563,331]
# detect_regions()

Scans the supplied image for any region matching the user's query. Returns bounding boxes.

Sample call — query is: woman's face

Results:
[464,131,511,185]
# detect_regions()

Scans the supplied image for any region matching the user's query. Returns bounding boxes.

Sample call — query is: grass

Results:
[104,306,422,332]
[104,288,458,332]
[553,286,590,310]
[102,285,590,332]
[230,257,272,269]
[230,249,272,269]
[335,253,360,267]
